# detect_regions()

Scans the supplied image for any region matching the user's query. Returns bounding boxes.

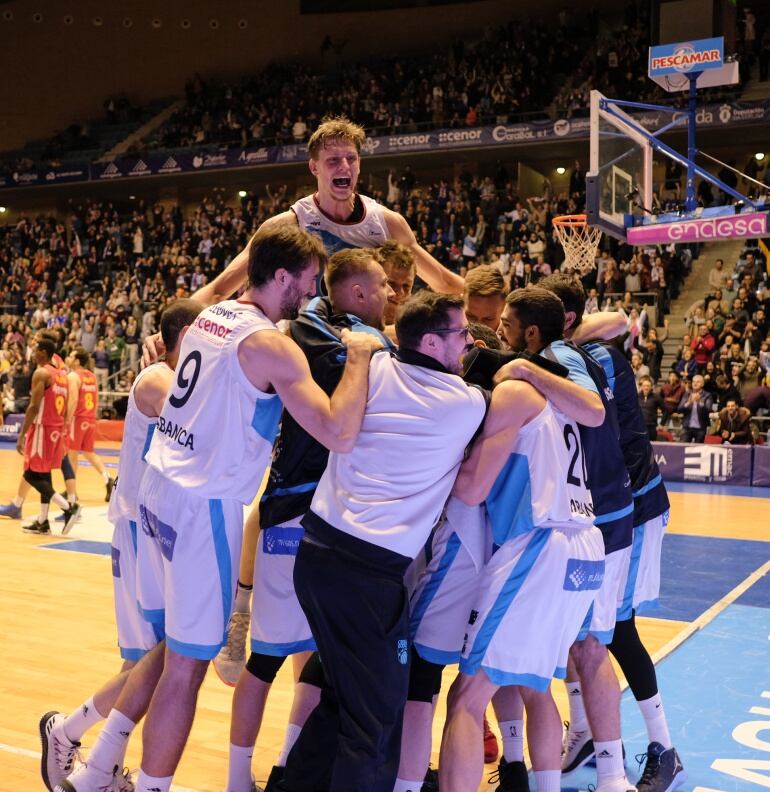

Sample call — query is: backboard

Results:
[586,90,654,241]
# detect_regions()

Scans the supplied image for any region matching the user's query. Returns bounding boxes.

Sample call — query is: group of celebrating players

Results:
[22,118,687,792]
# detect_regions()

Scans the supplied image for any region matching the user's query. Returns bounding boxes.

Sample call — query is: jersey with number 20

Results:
[146,300,282,503]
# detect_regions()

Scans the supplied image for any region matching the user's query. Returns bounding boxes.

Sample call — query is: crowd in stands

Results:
[149,15,591,153]
[12,0,755,173]
[636,249,770,444]
[0,158,712,432]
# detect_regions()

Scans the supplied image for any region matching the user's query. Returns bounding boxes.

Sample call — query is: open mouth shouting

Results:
[332,177,352,190]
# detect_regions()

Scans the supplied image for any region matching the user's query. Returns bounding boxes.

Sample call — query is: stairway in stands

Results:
[660,238,746,372]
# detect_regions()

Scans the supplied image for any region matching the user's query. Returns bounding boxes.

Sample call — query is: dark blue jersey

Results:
[259,297,393,528]
[583,341,670,527]
[543,340,633,553]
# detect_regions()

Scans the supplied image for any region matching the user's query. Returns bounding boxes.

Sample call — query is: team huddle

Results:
[30,119,686,792]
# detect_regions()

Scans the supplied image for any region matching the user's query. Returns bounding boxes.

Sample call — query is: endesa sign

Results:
[627,211,768,245]
[649,37,724,77]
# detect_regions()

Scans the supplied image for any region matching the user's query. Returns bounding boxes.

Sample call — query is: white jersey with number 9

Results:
[146,299,282,503]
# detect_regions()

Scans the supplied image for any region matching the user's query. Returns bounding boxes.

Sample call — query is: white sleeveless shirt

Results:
[291,194,390,253]
[108,361,170,524]
[310,351,487,559]
[146,300,282,503]
[485,402,595,546]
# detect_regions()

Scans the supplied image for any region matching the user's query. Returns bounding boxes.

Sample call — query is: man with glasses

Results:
[276,291,487,792]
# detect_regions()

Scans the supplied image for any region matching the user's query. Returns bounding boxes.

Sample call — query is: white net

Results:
[553,217,603,274]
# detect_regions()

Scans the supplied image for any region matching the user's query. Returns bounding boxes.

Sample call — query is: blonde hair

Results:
[464,265,506,299]
[374,240,415,274]
[307,116,366,159]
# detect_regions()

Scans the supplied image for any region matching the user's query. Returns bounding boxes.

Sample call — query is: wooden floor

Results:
[0,444,767,792]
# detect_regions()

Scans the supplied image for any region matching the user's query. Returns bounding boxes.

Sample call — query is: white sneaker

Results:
[54,761,120,792]
[561,720,595,775]
[213,611,250,686]
[40,711,82,792]
[114,766,136,792]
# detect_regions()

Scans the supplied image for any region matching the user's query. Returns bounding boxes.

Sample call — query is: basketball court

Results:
[0,442,768,791]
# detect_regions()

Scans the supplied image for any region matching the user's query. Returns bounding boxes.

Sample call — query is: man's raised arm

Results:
[384,208,465,296]
[494,358,605,427]
[240,328,378,453]
[195,211,298,307]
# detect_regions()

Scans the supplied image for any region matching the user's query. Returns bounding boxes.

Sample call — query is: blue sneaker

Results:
[0,502,22,519]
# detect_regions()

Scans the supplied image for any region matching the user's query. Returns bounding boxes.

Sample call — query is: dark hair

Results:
[248,225,328,288]
[160,299,204,352]
[505,288,565,348]
[325,248,378,291]
[538,273,585,329]
[395,291,465,350]
[36,338,56,360]
[72,346,90,367]
[468,321,503,350]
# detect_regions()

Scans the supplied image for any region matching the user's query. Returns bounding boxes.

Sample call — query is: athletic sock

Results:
[135,772,172,792]
[226,743,255,792]
[67,493,77,505]
[51,493,69,511]
[499,719,525,762]
[638,693,672,749]
[594,739,626,788]
[566,681,589,731]
[234,580,253,614]
[85,710,136,774]
[102,471,110,483]
[276,722,302,766]
[38,503,50,521]
[63,697,103,742]
[12,496,23,508]
[393,779,423,792]
[534,770,561,792]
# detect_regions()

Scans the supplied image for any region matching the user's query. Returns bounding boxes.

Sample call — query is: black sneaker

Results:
[422,765,439,792]
[22,519,51,535]
[264,765,284,792]
[60,504,81,536]
[635,742,687,792]
[489,758,529,792]
[105,477,115,503]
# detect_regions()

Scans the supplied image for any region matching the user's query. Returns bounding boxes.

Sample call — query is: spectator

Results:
[93,339,110,393]
[690,325,716,370]
[714,398,753,444]
[630,350,650,385]
[678,374,713,443]
[661,371,686,418]
[709,258,726,290]
[638,376,664,439]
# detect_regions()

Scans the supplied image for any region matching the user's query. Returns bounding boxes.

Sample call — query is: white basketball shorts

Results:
[137,466,244,660]
[460,523,605,692]
[250,516,316,656]
[577,544,632,644]
[617,510,668,621]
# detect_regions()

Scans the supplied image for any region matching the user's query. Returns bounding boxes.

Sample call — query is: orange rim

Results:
[553,214,588,227]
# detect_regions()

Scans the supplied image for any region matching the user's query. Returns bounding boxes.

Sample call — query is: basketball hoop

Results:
[553,215,602,274]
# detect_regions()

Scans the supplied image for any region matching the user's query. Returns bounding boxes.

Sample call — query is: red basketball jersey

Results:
[74,368,98,420]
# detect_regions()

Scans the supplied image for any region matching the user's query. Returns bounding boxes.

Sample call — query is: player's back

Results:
[74,368,98,420]
[583,341,669,525]
[38,363,68,428]
[108,361,171,525]
[543,340,633,553]
[146,300,282,503]
[311,350,486,558]
[486,402,595,547]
